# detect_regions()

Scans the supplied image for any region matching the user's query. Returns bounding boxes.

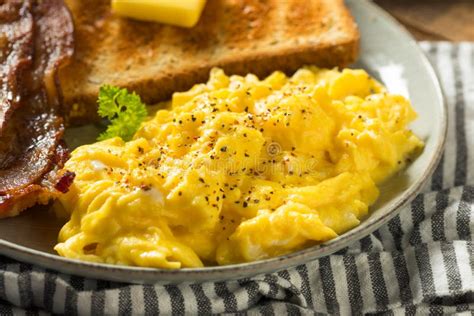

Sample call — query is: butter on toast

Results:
[60,0,359,123]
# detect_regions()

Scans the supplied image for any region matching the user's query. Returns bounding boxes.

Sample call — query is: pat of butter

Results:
[111,0,207,28]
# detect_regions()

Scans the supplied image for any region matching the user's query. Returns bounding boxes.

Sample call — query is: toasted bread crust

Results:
[60,0,359,123]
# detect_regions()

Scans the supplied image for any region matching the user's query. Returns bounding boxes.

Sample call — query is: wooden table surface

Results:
[374,0,474,41]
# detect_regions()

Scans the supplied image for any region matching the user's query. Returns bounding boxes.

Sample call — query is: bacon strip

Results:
[0,0,75,217]
[0,0,34,134]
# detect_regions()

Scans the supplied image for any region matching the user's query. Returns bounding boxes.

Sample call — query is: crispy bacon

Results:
[0,0,34,134]
[0,0,74,217]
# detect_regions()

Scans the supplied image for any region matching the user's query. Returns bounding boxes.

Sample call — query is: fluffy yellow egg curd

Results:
[55,67,423,269]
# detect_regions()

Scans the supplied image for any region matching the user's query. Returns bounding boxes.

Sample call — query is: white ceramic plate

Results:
[0,0,446,284]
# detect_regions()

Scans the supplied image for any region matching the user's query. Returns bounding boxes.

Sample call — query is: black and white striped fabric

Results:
[0,42,472,315]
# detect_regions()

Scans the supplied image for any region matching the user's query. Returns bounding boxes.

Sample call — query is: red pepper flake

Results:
[55,171,76,193]
[140,184,151,191]
[83,243,98,254]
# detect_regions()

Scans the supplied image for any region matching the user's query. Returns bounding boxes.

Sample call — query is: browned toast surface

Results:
[60,0,359,123]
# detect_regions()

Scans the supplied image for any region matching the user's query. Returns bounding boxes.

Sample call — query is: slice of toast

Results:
[60,0,359,123]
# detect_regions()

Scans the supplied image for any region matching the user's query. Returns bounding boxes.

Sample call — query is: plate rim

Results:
[0,0,448,284]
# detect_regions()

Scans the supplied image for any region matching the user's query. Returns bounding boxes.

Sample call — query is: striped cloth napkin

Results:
[0,42,472,315]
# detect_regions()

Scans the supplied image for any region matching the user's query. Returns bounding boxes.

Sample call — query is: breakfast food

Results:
[0,0,75,217]
[0,0,425,271]
[111,0,208,27]
[55,67,423,268]
[60,0,360,123]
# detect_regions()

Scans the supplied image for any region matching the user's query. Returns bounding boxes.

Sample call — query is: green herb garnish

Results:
[97,85,148,141]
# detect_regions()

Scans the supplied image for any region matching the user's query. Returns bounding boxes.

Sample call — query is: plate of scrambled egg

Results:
[0,0,446,283]
[56,66,423,269]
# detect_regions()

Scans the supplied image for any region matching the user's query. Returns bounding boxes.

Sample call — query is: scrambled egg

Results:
[55,67,423,268]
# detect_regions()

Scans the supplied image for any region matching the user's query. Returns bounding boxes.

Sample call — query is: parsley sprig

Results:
[97,85,147,141]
